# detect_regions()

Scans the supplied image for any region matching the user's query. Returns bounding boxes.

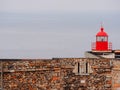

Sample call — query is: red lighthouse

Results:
[92,26,112,52]
[85,25,120,59]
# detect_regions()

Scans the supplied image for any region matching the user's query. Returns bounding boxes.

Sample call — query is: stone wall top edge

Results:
[0,59,52,61]
[0,58,119,61]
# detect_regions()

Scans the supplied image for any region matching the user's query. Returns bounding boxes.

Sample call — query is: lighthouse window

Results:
[104,37,107,41]
[101,37,104,41]
[97,36,107,41]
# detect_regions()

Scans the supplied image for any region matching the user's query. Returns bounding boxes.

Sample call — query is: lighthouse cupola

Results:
[92,26,112,52]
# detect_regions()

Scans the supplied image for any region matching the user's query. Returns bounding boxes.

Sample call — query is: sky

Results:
[0,0,120,59]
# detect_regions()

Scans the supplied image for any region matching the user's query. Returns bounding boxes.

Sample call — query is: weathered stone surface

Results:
[0,58,120,90]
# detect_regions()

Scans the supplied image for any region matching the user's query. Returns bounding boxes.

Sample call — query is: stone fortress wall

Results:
[0,58,120,90]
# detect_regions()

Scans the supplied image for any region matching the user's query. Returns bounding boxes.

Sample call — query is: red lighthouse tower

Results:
[92,26,112,52]
[85,25,120,59]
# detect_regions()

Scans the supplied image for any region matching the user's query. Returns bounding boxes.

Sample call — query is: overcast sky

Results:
[0,0,120,59]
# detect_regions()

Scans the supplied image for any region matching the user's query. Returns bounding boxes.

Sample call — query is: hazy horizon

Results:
[0,0,120,59]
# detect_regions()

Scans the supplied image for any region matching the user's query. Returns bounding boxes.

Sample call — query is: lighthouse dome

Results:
[96,27,108,36]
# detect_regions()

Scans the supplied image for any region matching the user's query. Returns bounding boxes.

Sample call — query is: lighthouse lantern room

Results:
[92,26,112,52]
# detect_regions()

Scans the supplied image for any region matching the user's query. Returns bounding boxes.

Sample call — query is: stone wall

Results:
[112,60,120,90]
[0,58,120,90]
